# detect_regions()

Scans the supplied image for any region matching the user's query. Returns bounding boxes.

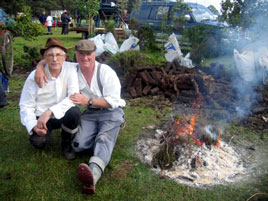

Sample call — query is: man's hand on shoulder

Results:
[35,59,48,88]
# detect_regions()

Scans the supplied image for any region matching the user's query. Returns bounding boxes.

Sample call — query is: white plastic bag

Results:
[179,52,194,68]
[164,33,183,62]
[89,35,105,56]
[104,32,119,54]
[119,36,140,52]
[234,49,256,82]
[256,47,268,84]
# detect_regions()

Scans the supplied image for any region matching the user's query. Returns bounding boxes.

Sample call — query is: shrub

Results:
[184,25,223,64]
[136,26,158,51]
[7,6,43,41]
[107,50,165,76]
[18,45,41,71]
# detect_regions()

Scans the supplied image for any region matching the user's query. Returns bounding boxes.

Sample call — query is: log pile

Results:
[122,61,268,131]
[123,61,237,109]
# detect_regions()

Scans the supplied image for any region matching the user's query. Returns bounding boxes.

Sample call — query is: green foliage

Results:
[220,0,268,30]
[136,26,158,51]
[183,25,215,48]
[160,15,173,37]
[183,25,223,64]
[7,6,43,40]
[104,18,115,33]
[20,45,41,70]
[107,50,164,76]
[170,0,191,29]
[129,17,140,30]
[75,0,101,19]
[221,0,244,27]
[107,50,148,75]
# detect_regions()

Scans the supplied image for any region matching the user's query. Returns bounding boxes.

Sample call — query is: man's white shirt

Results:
[19,61,79,134]
[72,61,126,109]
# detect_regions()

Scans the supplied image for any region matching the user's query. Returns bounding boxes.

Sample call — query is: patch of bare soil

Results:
[108,160,135,180]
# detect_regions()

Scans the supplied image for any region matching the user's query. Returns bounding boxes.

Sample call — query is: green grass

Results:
[0,31,268,201]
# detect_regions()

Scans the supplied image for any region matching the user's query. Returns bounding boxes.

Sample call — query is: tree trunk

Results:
[88,16,95,35]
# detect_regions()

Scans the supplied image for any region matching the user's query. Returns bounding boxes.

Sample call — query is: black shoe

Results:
[62,143,76,160]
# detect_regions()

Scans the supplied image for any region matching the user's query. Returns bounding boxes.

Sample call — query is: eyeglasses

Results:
[45,54,65,59]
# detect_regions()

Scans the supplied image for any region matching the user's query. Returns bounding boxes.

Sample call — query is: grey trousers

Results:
[72,107,124,171]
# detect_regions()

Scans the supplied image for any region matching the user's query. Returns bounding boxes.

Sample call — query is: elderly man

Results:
[35,39,125,194]
[19,37,80,160]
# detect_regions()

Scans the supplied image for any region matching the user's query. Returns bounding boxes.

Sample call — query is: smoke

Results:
[220,1,268,119]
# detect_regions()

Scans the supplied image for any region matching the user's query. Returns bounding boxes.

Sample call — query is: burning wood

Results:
[136,105,252,188]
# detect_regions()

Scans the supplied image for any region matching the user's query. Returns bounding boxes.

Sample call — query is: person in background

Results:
[35,39,125,194]
[0,79,7,108]
[45,13,53,34]
[61,10,71,35]
[122,9,129,24]
[19,37,80,160]
[38,11,46,26]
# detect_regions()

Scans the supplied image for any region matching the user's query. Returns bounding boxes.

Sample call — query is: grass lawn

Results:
[0,28,268,201]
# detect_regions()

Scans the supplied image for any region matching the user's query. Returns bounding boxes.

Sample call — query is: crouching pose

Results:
[35,39,126,194]
[19,37,81,160]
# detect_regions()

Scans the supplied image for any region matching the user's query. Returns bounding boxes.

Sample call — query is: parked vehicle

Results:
[130,1,227,41]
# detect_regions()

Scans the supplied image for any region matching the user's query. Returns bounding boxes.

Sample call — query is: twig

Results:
[246,153,254,160]
[228,136,234,145]
[246,193,268,201]
[13,47,27,55]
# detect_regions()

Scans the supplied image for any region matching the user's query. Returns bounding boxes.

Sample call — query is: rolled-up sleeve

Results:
[101,65,126,109]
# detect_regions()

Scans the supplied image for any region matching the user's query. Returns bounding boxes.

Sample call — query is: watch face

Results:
[88,98,93,106]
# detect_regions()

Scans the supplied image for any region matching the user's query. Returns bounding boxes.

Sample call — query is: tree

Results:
[75,0,101,35]
[7,6,43,40]
[221,0,268,40]
[221,0,244,27]
[1,0,77,19]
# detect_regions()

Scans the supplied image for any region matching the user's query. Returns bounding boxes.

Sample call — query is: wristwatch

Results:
[88,98,94,107]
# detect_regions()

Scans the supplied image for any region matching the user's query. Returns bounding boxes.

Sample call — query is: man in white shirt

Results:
[35,40,125,194]
[19,37,80,160]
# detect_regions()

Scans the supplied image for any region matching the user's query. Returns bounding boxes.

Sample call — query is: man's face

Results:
[76,51,95,69]
[44,47,66,72]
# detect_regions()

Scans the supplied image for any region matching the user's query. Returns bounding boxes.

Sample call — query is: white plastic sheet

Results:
[234,49,256,82]
[104,32,119,54]
[256,47,268,84]
[179,52,194,68]
[164,33,183,62]
[89,34,105,56]
[119,35,140,52]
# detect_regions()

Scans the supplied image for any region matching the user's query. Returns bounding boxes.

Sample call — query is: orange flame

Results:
[175,114,196,137]
[216,131,221,147]
[175,114,222,147]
